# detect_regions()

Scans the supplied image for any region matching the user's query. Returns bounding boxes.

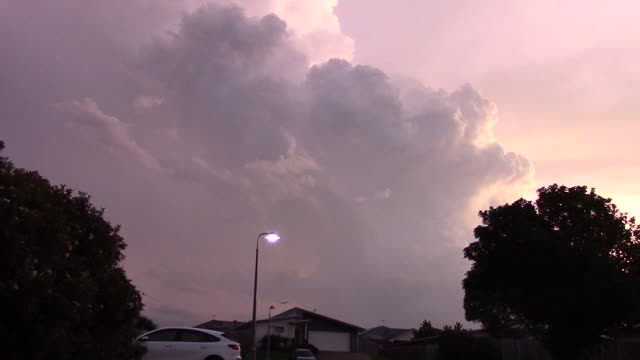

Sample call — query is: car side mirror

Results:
[139,336,149,342]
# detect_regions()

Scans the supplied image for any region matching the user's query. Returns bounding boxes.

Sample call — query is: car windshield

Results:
[296,349,313,356]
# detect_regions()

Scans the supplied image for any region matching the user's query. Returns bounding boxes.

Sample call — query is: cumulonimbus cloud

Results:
[0,1,533,327]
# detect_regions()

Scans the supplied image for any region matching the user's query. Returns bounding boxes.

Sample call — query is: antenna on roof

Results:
[381,320,386,325]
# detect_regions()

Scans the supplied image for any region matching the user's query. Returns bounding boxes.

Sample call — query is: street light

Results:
[251,232,280,360]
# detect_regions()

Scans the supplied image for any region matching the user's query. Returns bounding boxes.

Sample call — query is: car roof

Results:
[151,326,225,336]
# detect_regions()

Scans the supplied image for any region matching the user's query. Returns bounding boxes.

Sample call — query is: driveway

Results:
[317,351,369,360]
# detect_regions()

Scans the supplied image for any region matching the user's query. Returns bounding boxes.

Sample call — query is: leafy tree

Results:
[415,320,440,338]
[463,184,640,360]
[0,141,145,359]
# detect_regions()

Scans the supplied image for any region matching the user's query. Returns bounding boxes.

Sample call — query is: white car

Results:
[137,326,242,360]
[292,349,316,360]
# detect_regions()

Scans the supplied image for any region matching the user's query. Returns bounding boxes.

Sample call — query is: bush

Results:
[261,334,289,349]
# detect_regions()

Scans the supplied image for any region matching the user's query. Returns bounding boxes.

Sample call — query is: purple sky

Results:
[1,0,637,329]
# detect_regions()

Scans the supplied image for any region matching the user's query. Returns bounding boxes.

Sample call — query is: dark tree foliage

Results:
[453,322,464,332]
[0,141,145,360]
[463,184,640,360]
[438,329,501,360]
[415,320,440,338]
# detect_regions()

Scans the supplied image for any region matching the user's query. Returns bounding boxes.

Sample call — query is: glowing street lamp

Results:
[251,232,280,360]
[265,233,280,244]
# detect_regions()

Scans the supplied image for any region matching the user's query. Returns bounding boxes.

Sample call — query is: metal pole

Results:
[267,306,273,360]
[252,233,268,360]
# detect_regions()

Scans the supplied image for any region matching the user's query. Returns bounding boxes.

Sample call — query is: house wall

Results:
[359,338,382,355]
[254,319,296,344]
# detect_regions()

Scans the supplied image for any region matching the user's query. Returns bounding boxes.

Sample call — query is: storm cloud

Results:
[0,1,533,327]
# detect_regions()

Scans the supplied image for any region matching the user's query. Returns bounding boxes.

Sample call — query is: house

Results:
[199,307,363,352]
[358,326,415,354]
[252,307,363,352]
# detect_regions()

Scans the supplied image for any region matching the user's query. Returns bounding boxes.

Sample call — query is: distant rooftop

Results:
[195,307,364,332]
[195,319,247,331]
[360,325,415,341]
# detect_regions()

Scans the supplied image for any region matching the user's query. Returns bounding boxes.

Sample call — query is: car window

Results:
[177,329,220,342]
[296,349,313,356]
[145,329,178,342]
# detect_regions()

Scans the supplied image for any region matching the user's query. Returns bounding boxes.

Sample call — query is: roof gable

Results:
[271,307,364,331]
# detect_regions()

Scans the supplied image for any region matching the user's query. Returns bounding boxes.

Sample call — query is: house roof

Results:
[360,326,415,341]
[242,307,363,331]
[277,307,364,331]
[195,319,247,331]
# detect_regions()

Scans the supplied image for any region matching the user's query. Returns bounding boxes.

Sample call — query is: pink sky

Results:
[336,0,640,216]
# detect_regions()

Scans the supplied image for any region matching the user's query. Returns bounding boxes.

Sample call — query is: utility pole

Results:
[267,305,275,360]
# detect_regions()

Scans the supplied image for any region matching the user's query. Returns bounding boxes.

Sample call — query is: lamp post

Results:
[266,305,275,360]
[251,232,280,360]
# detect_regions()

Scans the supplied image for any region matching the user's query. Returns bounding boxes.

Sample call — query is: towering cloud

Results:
[0,1,533,326]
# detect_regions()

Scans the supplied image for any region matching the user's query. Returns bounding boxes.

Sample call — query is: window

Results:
[177,329,220,343]
[145,329,178,342]
[273,326,285,334]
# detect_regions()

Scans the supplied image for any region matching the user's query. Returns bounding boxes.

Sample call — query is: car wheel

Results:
[204,356,224,360]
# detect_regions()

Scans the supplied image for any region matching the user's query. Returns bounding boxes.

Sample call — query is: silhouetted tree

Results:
[463,184,640,360]
[453,322,464,332]
[415,320,440,338]
[438,330,501,360]
[0,141,145,360]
